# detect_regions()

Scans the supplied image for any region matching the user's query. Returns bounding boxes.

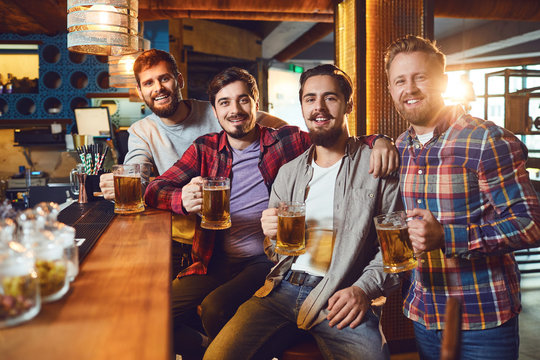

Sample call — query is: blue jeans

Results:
[413,316,519,360]
[204,278,389,360]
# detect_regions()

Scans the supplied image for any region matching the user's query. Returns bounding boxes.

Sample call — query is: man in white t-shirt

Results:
[205,65,402,360]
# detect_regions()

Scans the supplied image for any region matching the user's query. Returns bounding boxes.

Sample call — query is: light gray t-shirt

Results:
[124,99,221,174]
[221,141,268,258]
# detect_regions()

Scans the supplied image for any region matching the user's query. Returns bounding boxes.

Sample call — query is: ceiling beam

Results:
[434,0,540,21]
[273,23,334,62]
[437,21,540,65]
[262,22,316,58]
[139,0,334,14]
[139,10,333,22]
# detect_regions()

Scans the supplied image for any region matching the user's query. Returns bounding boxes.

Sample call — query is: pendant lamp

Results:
[67,0,139,56]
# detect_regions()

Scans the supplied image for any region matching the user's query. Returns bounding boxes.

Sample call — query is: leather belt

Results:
[285,270,323,288]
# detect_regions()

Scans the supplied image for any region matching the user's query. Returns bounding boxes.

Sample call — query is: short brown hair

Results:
[207,67,259,107]
[133,49,180,86]
[384,35,446,75]
[299,64,353,104]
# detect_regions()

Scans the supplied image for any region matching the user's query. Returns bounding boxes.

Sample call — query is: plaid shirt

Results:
[145,125,378,277]
[397,105,540,330]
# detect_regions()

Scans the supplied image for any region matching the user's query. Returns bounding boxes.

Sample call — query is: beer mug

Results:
[373,210,417,273]
[305,228,335,273]
[112,164,145,214]
[200,177,231,230]
[275,201,306,256]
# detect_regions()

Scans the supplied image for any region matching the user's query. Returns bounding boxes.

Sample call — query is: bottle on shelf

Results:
[0,74,3,94]
[5,73,13,94]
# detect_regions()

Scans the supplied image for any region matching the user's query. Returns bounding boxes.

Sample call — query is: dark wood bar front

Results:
[0,207,172,360]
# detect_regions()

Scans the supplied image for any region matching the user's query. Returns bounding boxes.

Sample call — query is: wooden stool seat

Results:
[281,335,324,360]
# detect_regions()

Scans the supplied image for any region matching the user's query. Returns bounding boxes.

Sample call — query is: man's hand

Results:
[261,208,278,239]
[406,208,445,254]
[369,137,399,178]
[327,286,370,330]
[99,173,115,200]
[181,176,203,213]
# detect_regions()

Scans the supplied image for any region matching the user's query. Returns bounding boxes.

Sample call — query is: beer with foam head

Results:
[201,177,231,230]
[113,164,145,214]
[276,201,306,256]
[373,211,417,273]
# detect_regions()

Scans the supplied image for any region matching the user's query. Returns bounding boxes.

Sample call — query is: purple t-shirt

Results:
[222,141,269,258]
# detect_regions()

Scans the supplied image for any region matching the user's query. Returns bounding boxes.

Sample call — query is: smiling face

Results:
[136,60,184,118]
[301,75,351,147]
[387,51,447,133]
[213,80,259,143]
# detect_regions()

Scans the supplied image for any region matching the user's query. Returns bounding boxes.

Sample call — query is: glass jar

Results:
[32,230,69,303]
[0,219,41,328]
[46,222,78,282]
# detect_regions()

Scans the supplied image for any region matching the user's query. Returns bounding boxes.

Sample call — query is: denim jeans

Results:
[204,278,389,360]
[413,316,519,360]
[171,254,273,358]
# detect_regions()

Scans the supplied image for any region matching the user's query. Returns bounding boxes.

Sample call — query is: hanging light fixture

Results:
[67,0,139,56]
[109,35,150,88]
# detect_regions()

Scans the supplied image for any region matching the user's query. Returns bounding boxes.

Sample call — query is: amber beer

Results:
[201,177,231,229]
[276,201,306,256]
[113,164,145,214]
[374,211,417,273]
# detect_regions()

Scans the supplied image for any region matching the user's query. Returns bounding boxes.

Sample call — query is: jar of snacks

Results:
[0,219,41,328]
[32,230,69,303]
[47,222,78,282]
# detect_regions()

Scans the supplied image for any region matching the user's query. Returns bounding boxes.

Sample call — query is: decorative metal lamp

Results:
[109,35,150,88]
[67,0,139,56]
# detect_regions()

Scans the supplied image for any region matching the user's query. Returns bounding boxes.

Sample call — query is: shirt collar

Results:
[217,123,268,152]
[406,105,466,143]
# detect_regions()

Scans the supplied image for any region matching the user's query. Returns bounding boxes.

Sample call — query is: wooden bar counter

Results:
[0,207,172,360]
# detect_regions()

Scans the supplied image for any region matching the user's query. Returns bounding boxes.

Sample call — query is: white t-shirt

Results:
[416,131,434,146]
[291,158,342,276]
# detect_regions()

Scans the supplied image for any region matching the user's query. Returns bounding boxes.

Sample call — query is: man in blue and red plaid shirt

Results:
[144,67,398,359]
[385,35,540,360]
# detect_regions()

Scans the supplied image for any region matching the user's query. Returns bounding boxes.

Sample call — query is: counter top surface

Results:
[0,207,172,360]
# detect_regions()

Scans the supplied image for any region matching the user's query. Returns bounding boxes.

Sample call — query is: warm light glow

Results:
[108,35,149,88]
[443,72,476,107]
[89,4,118,25]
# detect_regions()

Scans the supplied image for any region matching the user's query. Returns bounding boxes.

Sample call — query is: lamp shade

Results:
[67,0,139,56]
[108,36,150,88]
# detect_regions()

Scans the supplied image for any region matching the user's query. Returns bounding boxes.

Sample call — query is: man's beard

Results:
[308,125,344,148]
[146,89,181,118]
[394,97,441,128]
[223,114,254,139]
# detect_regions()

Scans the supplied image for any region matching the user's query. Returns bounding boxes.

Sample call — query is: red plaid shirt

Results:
[145,124,377,277]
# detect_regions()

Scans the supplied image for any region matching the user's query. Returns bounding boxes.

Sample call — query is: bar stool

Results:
[280,332,323,360]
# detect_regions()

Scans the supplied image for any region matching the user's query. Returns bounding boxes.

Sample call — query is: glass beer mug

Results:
[112,164,145,214]
[275,201,306,256]
[373,210,417,273]
[200,177,231,230]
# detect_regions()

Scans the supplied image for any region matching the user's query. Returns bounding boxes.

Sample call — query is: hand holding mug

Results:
[181,176,203,214]
[261,208,279,239]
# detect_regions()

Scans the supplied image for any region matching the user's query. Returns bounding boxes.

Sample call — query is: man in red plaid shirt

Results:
[144,67,398,359]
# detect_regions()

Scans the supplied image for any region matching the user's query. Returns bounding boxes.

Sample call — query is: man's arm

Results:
[256,111,288,129]
[449,126,540,256]
[123,126,156,169]
[409,126,540,257]
[100,126,155,200]
[144,144,201,214]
